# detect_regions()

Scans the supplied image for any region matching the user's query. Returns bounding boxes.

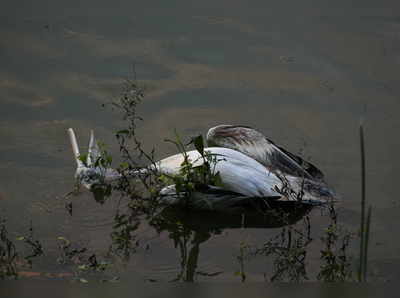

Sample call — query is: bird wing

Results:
[207,125,324,181]
[274,143,324,180]
[87,130,100,166]
[67,128,83,167]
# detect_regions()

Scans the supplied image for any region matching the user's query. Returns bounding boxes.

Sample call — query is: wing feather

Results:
[207,125,325,181]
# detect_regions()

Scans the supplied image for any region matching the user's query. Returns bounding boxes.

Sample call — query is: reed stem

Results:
[363,205,372,281]
[358,122,366,281]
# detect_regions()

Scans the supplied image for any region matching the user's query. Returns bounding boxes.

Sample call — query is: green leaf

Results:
[78,154,88,166]
[116,130,129,135]
[119,162,129,169]
[192,135,204,155]
[78,265,88,271]
[213,172,223,187]
[57,236,70,244]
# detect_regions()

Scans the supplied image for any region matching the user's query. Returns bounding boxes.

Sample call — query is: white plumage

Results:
[67,125,335,209]
[154,147,282,198]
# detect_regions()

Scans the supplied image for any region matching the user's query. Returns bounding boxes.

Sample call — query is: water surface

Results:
[1,0,399,282]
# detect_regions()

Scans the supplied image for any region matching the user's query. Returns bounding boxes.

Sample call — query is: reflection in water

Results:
[154,204,312,282]
[107,196,313,282]
[254,215,312,282]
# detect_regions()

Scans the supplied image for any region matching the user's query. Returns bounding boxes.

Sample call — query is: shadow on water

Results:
[133,200,312,282]
[154,202,312,231]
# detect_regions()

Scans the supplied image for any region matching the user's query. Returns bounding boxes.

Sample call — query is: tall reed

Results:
[358,121,372,282]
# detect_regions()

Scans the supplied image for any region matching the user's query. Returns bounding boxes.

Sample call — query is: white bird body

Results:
[67,125,335,209]
[153,147,282,198]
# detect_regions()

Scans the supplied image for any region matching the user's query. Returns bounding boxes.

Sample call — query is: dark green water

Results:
[1,0,400,283]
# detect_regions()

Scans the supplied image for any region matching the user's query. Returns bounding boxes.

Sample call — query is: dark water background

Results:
[1,0,400,282]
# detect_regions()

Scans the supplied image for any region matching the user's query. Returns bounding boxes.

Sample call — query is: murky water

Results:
[1,0,400,282]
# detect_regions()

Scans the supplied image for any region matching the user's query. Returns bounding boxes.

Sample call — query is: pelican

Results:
[67,125,335,209]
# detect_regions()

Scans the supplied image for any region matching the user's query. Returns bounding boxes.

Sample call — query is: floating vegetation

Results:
[0,218,18,279]
[108,210,140,262]
[0,218,43,279]
[15,221,44,268]
[317,206,353,282]
[56,236,87,266]
[56,236,114,282]
[254,214,312,282]
[236,239,249,282]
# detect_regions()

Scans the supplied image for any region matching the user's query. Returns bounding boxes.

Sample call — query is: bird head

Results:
[206,125,264,150]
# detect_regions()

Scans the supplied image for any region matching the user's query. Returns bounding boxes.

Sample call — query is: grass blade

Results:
[363,205,372,281]
[358,121,366,282]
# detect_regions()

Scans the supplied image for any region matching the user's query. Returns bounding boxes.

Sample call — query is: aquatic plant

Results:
[0,218,18,279]
[15,221,44,268]
[256,215,312,282]
[0,219,44,279]
[236,239,249,282]
[160,133,224,206]
[317,206,353,282]
[358,121,372,282]
[57,236,113,282]
[108,211,140,261]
